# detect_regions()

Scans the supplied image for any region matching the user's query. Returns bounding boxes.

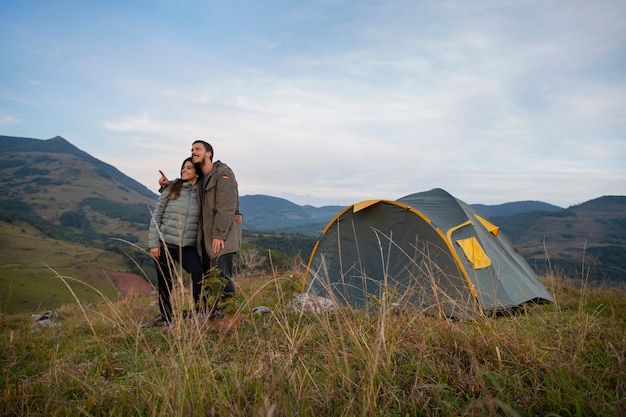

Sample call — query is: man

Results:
[160,140,242,316]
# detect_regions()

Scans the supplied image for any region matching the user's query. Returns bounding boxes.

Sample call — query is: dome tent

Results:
[303,188,553,318]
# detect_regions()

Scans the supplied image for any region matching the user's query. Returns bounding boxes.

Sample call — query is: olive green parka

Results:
[197,160,242,257]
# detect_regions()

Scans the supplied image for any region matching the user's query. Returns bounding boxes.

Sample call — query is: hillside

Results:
[0,135,157,244]
[489,196,626,284]
[239,194,343,234]
[0,136,159,313]
[471,200,563,217]
[0,219,152,314]
[0,135,157,201]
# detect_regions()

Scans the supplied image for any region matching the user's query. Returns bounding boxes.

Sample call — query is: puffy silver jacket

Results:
[148,181,200,248]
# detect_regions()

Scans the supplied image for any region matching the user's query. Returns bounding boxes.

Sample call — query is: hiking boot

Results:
[144,314,176,328]
[144,314,165,328]
[209,309,224,321]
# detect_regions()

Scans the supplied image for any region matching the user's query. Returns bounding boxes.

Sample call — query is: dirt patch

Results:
[110,272,154,297]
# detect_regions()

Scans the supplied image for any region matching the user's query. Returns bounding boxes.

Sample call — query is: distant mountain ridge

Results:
[471,201,563,217]
[489,195,626,283]
[240,195,343,234]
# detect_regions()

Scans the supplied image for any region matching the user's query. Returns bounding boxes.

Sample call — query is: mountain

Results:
[471,201,563,217]
[489,196,626,284]
[0,135,160,313]
[0,135,157,237]
[0,135,157,200]
[239,195,343,235]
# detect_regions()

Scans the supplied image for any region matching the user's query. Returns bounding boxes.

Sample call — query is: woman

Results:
[148,157,203,326]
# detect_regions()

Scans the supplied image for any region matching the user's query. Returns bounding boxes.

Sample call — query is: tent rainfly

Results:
[304,188,553,318]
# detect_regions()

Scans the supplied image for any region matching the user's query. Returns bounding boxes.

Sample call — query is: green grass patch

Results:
[1,271,624,416]
[0,221,134,314]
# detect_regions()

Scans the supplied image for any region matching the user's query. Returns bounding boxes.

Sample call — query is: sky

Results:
[1,0,625,208]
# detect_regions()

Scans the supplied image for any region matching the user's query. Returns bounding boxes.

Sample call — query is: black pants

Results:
[199,246,236,311]
[154,245,204,321]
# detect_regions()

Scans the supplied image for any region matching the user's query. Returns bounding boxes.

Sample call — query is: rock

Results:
[30,310,62,322]
[30,310,63,331]
[286,293,336,314]
[252,306,270,315]
[34,319,60,328]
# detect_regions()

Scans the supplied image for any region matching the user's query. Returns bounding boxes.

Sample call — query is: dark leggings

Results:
[154,245,204,321]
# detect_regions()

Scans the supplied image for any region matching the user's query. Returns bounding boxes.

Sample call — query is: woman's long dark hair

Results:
[166,157,196,200]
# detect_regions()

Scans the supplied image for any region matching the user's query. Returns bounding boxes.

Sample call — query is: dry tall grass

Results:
[1,268,625,416]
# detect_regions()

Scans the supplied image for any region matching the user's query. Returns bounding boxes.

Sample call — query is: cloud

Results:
[23,76,41,86]
[0,114,21,126]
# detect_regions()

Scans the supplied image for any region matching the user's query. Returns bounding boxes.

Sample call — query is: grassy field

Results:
[0,220,138,314]
[1,268,625,416]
